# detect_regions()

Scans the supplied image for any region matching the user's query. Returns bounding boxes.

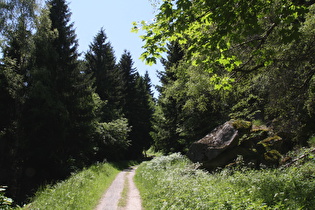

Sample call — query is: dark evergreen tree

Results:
[151,42,185,153]
[159,41,184,87]
[85,28,121,121]
[0,58,25,202]
[117,51,138,158]
[135,71,155,155]
[117,50,137,110]
[0,0,36,201]
[21,0,96,190]
[48,0,97,168]
[117,51,154,159]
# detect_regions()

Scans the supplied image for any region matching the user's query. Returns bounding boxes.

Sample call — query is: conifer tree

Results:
[0,0,37,201]
[85,28,121,121]
[22,4,69,184]
[117,51,154,159]
[152,42,184,153]
[22,0,96,184]
[134,71,154,155]
[117,50,137,110]
[117,51,138,158]
[50,0,96,169]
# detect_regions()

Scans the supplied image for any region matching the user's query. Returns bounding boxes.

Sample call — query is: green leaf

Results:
[234,60,242,67]
[145,57,157,65]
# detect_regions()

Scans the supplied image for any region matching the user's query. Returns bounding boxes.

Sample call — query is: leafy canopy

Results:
[133,0,309,88]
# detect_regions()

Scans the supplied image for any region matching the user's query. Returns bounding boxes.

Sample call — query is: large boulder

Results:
[187,121,239,163]
[187,120,283,170]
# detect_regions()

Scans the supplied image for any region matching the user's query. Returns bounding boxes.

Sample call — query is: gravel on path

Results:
[95,166,142,210]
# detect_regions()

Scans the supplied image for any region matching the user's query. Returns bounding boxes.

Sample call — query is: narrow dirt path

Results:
[95,166,142,210]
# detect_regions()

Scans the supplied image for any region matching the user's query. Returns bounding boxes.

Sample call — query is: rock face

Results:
[187,121,239,163]
[187,120,283,170]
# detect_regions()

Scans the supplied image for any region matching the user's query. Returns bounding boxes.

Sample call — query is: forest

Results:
[1,0,315,206]
[0,0,154,204]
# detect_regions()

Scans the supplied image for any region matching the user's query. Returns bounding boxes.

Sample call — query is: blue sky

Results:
[69,0,162,96]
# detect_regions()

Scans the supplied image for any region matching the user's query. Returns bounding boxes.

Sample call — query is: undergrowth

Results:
[20,162,125,210]
[135,152,315,209]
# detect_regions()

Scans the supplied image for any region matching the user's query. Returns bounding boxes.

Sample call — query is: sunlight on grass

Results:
[135,153,315,209]
[22,162,120,210]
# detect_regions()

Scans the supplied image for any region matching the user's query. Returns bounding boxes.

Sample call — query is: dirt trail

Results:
[95,166,142,210]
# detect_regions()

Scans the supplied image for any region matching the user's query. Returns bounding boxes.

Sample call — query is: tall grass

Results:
[135,153,315,209]
[21,162,120,210]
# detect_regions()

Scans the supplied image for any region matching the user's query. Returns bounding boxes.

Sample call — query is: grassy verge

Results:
[135,152,315,209]
[21,161,136,210]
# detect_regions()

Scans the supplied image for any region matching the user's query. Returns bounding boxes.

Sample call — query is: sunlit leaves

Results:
[131,21,139,33]
[209,74,235,90]
[133,0,309,88]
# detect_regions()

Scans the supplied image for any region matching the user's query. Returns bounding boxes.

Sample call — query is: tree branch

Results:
[281,148,315,168]
[231,23,277,73]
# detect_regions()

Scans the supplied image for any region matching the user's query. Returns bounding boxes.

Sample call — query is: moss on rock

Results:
[264,150,282,164]
[231,120,252,130]
[258,136,283,150]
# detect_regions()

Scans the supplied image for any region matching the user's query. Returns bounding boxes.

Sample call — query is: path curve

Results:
[95,166,142,210]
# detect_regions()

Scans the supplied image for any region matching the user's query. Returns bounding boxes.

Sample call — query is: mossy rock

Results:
[263,149,282,165]
[251,124,270,132]
[258,135,283,150]
[250,128,269,139]
[189,120,284,170]
[231,120,252,130]
[238,129,269,148]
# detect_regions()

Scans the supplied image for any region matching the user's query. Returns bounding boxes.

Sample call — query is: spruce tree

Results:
[134,71,154,155]
[85,28,121,121]
[152,42,184,153]
[117,51,154,159]
[117,51,137,158]
[117,50,137,110]
[22,4,68,184]
[49,0,98,167]
[0,0,37,201]
[0,58,25,201]
[22,0,96,185]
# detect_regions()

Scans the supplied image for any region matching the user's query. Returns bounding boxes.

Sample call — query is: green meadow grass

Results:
[20,161,135,210]
[135,152,315,210]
